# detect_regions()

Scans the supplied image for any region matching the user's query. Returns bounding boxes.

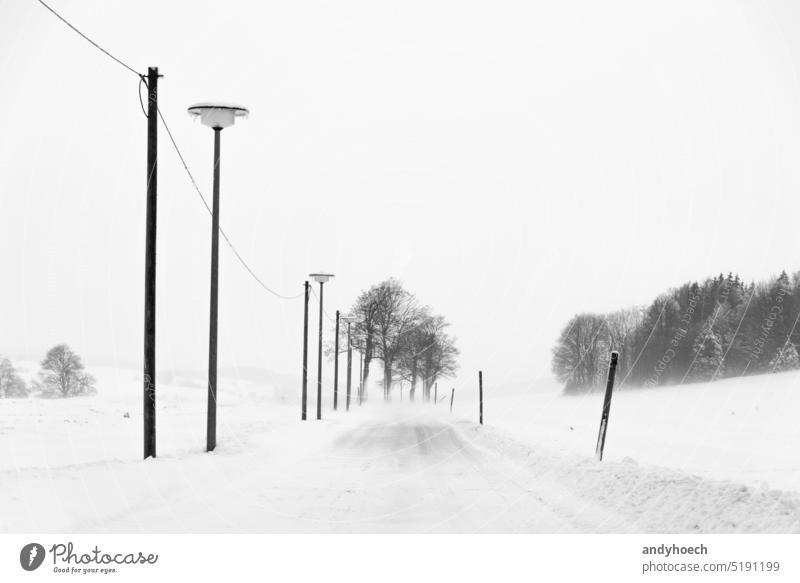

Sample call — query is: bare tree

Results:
[605,307,644,381]
[370,280,425,400]
[396,310,440,401]
[395,314,453,401]
[419,331,459,398]
[0,357,27,398]
[551,313,607,393]
[37,344,96,398]
[347,283,389,398]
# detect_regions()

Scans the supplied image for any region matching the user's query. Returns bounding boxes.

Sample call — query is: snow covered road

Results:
[267,414,615,533]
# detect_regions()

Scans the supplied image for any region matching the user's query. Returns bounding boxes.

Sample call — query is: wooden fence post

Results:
[595,351,619,461]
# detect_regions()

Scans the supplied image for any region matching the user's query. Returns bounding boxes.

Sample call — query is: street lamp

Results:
[188,102,249,452]
[309,273,334,420]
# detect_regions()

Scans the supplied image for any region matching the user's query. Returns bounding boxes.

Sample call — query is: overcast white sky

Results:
[3,0,800,390]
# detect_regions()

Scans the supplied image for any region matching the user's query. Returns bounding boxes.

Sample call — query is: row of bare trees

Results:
[342,279,459,401]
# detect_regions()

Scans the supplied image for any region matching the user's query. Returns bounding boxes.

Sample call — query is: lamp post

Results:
[188,102,249,452]
[309,273,334,420]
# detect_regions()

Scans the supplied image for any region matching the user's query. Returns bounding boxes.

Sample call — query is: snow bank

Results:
[459,423,800,533]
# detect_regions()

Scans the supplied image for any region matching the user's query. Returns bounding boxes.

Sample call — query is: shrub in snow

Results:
[768,342,800,373]
[687,329,724,383]
[0,357,28,397]
[35,344,96,398]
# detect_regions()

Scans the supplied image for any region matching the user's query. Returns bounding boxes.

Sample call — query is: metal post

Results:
[207,128,222,452]
[595,351,619,461]
[143,66,158,460]
[333,310,340,411]
[478,370,483,425]
[301,281,310,420]
[316,281,324,420]
[346,321,352,411]
[449,388,454,413]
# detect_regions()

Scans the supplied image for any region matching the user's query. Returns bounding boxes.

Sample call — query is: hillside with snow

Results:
[1,364,798,533]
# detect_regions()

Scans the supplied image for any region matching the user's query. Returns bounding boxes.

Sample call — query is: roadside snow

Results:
[460,423,800,533]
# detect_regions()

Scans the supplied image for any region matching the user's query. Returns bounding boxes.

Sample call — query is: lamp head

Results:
[309,273,334,284]
[188,102,249,129]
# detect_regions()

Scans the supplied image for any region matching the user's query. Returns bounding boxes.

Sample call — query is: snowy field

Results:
[1,364,798,533]
[465,371,800,492]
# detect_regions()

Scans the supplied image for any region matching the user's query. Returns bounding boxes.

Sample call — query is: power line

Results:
[156,106,304,300]
[309,284,336,321]
[37,0,304,301]
[138,76,149,118]
[154,105,212,216]
[36,0,142,77]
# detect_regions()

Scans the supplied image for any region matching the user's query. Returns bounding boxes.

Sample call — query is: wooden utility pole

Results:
[345,320,352,411]
[143,66,158,460]
[434,383,437,404]
[595,351,619,461]
[449,388,455,413]
[479,371,483,425]
[301,281,310,420]
[333,310,340,411]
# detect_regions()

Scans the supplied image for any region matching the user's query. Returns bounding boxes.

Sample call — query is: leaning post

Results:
[595,351,619,461]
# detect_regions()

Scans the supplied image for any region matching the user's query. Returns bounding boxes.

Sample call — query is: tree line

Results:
[552,271,800,393]
[0,344,96,398]
[341,279,459,401]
